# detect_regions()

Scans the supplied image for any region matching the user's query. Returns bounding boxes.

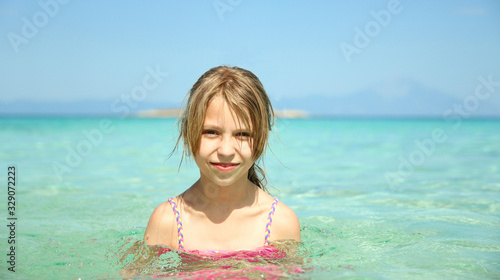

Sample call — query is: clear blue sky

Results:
[1,0,499,115]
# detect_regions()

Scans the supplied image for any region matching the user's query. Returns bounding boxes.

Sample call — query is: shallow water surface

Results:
[1,117,499,279]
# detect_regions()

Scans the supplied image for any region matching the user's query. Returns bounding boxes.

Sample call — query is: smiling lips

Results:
[210,162,239,172]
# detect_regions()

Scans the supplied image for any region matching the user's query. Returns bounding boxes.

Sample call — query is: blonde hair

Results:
[174,66,274,191]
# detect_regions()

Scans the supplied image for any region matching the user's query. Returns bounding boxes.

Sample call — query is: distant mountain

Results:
[272,81,500,117]
[1,80,499,117]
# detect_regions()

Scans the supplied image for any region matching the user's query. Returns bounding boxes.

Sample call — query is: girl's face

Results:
[194,95,254,188]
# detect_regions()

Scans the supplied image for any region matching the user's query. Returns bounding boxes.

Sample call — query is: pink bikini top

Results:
[167,197,279,253]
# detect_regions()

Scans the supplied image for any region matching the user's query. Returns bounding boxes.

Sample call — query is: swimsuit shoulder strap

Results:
[168,197,184,249]
[264,197,279,246]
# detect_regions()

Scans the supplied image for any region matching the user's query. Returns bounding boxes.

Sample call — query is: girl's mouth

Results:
[210,162,239,172]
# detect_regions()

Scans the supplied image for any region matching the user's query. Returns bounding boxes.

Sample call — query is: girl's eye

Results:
[203,130,218,136]
[236,132,252,139]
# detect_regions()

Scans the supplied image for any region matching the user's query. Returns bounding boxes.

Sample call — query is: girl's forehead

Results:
[204,96,251,130]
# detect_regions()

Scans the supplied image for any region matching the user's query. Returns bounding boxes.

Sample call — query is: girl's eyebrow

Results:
[202,123,222,130]
[202,123,251,132]
[234,128,252,133]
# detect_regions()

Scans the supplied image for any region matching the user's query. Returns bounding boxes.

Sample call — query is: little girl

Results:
[144,66,301,252]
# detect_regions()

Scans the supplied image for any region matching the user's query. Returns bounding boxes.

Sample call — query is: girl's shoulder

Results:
[269,196,301,242]
[144,199,178,247]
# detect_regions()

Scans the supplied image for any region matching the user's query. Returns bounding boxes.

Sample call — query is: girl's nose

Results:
[218,136,236,157]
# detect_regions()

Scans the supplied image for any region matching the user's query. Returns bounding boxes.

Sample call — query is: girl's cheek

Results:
[240,142,253,155]
[200,138,215,149]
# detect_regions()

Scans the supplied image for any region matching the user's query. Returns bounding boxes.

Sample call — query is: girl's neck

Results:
[186,176,258,212]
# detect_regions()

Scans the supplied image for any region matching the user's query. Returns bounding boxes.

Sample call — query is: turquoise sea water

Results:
[1,117,499,279]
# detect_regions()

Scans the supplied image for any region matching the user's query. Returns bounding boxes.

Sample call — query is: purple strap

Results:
[264,197,279,246]
[168,198,184,249]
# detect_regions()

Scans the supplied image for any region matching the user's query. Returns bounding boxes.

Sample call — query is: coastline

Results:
[135,108,309,118]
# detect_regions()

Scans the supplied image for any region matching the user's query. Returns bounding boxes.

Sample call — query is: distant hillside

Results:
[272,81,500,117]
[1,80,499,117]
